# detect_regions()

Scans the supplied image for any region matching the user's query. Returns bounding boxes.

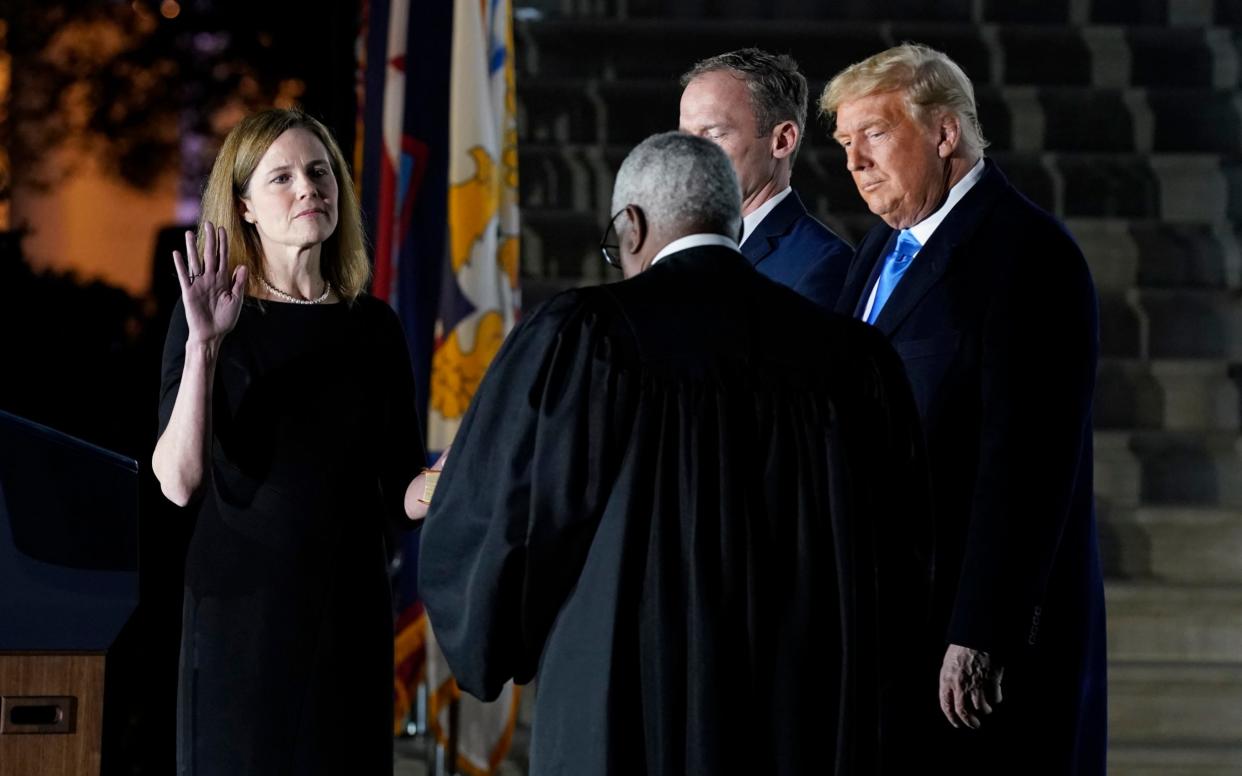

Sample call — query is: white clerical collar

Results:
[907,157,986,247]
[650,232,740,266]
[740,186,793,246]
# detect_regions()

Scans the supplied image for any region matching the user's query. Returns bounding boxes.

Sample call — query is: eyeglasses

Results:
[599,208,625,269]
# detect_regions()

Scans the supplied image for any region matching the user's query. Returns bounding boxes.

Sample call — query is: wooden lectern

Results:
[0,410,138,776]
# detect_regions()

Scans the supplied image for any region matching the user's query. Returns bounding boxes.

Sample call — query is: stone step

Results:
[1097,288,1242,361]
[1128,221,1242,290]
[1098,290,1145,359]
[1070,218,1242,294]
[1138,289,1242,360]
[1105,582,1242,661]
[1109,662,1242,745]
[521,207,608,282]
[1108,744,1242,776]
[519,210,1242,367]
[1031,152,1230,223]
[1006,87,1242,155]
[1095,359,1240,431]
[518,19,1241,89]
[518,18,889,82]
[519,76,1242,156]
[520,144,1242,225]
[1092,287,1242,360]
[610,0,1235,27]
[1131,430,1242,506]
[1101,507,1242,584]
[1093,431,1242,508]
[1095,431,1144,508]
[518,202,1242,294]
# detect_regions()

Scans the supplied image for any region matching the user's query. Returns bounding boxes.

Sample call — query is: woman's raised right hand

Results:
[173,222,248,346]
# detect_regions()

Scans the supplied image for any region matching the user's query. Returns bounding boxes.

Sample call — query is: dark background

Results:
[5,1,1242,772]
[2,2,362,772]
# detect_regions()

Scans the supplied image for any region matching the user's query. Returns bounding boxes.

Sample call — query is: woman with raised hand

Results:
[152,108,433,775]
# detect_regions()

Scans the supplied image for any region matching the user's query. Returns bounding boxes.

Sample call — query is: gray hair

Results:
[819,43,989,158]
[681,47,808,147]
[611,132,742,239]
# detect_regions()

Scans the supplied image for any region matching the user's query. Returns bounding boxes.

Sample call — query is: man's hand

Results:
[939,643,1003,730]
[405,446,451,521]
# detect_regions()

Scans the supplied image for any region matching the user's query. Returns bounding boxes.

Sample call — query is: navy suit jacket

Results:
[740,189,852,311]
[836,159,1106,774]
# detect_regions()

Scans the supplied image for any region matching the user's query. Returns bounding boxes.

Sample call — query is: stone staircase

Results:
[510,1,1242,772]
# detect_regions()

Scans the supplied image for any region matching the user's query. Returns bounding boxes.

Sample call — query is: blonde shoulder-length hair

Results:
[198,108,370,302]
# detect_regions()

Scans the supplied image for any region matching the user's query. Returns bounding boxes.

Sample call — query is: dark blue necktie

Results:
[866,229,922,324]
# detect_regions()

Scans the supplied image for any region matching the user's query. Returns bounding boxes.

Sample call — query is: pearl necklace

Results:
[259,275,332,305]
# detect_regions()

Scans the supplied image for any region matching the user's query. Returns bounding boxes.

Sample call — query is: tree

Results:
[5,0,356,202]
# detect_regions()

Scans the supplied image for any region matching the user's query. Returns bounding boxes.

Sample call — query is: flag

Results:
[422,0,523,772]
[356,0,450,739]
[427,0,521,451]
[356,0,521,771]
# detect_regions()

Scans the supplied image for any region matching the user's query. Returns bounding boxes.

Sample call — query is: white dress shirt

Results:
[861,158,987,321]
[739,186,793,247]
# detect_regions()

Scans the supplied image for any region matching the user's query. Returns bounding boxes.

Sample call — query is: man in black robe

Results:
[419,132,931,775]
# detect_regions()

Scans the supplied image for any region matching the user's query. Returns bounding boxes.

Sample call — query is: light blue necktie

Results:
[865,229,922,324]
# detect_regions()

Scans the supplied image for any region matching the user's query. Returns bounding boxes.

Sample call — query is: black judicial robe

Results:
[419,246,931,775]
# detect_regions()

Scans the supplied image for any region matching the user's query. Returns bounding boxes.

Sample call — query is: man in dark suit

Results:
[822,44,1106,775]
[418,131,931,774]
[679,48,852,310]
